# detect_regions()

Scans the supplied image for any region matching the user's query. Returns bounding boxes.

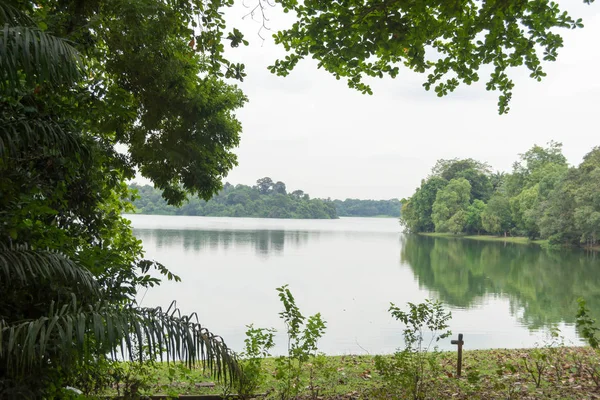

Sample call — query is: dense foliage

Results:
[333,198,401,217]
[130,178,401,218]
[130,178,337,219]
[400,143,600,247]
[1,0,243,396]
[268,0,596,114]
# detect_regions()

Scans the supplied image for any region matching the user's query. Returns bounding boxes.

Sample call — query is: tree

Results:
[490,172,506,191]
[128,181,341,219]
[431,159,491,180]
[256,177,274,194]
[510,185,541,238]
[1,1,242,395]
[273,181,287,195]
[576,148,600,247]
[431,178,471,233]
[267,0,595,114]
[26,0,246,205]
[400,145,600,245]
[335,198,401,217]
[466,199,486,234]
[540,147,600,246]
[511,141,568,192]
[481,194,512,236]
[515,142,567,176]
[501,142,568,238]
[399,198,417,232]
[431,159,492,202]
[400,176,448,232]
[447,210,468,235]
[291,190,305,198]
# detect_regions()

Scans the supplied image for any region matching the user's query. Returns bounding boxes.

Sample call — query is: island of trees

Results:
[400,142,600,248]
[130,178,401,219]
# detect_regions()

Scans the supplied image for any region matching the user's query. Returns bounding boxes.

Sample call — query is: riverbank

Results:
[419,232,548,246]
[112,347,600,399]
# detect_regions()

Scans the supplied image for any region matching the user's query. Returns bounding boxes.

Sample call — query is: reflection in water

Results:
[129,215,600,352]
[401,235,600,329]
[134,229,314,257]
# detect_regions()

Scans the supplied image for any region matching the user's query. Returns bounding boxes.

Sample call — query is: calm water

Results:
[128,215,599,355]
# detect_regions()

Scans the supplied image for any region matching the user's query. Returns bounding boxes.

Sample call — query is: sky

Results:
[135,1,600,201]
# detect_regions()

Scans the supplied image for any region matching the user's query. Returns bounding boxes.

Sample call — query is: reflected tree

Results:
[134,229,313,258]
[401,235,600,329]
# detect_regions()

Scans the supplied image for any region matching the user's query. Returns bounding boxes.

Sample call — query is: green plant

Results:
[543,326,568,383]
[576,298,600,389]
[375,299,452,400]
[0,245,240,397]
[0,1,245,395]
[522,349,548,388]
[236,324,276,399]
[273,285,327,400]
[117,362,157,398]
[307,354,339,399]
[493,361,520,400]
[576,298,600,349]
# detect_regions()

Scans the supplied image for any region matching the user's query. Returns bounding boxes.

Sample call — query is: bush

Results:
[375,299,451,400]
[273,285,327,400]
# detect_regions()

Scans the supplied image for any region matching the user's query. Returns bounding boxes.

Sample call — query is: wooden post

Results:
[451,333,464,378]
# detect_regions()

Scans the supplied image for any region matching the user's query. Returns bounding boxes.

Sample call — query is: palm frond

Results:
[0,25,84,95]
[0,246,240,383]
[0,299,240,382]
[0,113,85,160]
[0,244,99,296]
[137,303,239,381]
[0,2,34,27]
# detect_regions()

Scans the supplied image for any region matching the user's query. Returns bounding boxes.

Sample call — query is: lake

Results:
[127,214,599,356]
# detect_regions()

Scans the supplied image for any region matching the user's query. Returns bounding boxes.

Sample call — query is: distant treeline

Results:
[129,177,400,219]
[333,198,400,217]
[400,142,600,248]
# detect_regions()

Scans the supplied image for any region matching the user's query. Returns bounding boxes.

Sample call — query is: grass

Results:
[419,232,549,246]
[107,346,600,399]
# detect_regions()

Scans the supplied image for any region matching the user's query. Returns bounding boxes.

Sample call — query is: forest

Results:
[400,142,600,248]
[130,178,401,218]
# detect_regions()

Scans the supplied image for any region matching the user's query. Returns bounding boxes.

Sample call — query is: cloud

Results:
[136,2,600,200]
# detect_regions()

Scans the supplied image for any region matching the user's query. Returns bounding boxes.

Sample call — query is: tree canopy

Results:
[1,0,243,395]
[333,198,401,217]
[268,0,596,114]
[130,178,338,219]
[400,143,600,248]
[129,179,401,218]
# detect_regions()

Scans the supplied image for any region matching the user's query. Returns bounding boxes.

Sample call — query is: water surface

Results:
[128,215,599,355]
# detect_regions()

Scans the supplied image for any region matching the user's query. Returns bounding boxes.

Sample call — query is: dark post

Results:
[450,333,464,378]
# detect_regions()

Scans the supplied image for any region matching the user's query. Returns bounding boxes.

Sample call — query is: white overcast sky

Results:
[136,1,600,200]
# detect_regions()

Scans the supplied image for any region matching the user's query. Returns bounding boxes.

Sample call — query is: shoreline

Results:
[113,346,598,399]
[419,233,599,251]
[124,212,399,220]
[418,232,549,246]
